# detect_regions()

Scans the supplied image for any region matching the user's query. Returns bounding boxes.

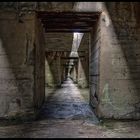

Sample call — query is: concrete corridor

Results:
[0,78,140,138]
[39,78,98,121]
[1,2,140,138]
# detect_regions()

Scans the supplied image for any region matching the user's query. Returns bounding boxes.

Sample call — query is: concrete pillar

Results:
[56,54,61,86]
[77,58,88,88]
[45,52,62,87]
[71,66,77,83]
[45,56,54,87]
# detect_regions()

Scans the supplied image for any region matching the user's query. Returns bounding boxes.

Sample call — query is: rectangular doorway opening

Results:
[36,11,101,121]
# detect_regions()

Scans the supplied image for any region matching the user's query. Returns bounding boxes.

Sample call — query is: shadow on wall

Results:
[45,52,58,88]
[78,52,89,88]
[77,33,90,88]
[45,51,71,88]
[0,14,35,119]
[99,2,140,119]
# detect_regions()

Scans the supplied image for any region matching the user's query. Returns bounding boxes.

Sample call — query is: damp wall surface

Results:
[34,14,45,111]
[98,3,140,119]
[0,11,36,119]
[0,11,46,120]
[0,2,140,120]
[75,2,140,119]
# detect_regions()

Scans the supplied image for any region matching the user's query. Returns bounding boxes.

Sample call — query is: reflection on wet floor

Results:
[39,78,98,122]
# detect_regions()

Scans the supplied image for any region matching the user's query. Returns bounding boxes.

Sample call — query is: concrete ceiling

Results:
[45,33,73,51]
[37,2,75,11]
[36,3,92,56]
[37,11,99,32]
[45,32,89,52]
[0,2,75,11]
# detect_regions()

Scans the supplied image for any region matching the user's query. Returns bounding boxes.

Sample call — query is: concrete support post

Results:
[77,58,88,88]
[71,66,77,83]
[56,53,61,87]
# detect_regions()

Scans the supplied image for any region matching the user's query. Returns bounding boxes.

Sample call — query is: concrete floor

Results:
[0,78,140,138]
[39,78,98,121]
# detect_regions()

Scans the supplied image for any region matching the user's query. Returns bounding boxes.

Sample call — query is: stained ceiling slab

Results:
[37,11,100,32]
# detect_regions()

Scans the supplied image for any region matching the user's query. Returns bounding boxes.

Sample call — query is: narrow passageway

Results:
[39,78,98,122]
[0,78,139,138]
[0,2,140,138]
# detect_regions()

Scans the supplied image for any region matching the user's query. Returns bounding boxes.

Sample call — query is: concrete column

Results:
[45,56,54,87]
[57,54,61,86]
[77,58,88,88]
[71,66,77,83]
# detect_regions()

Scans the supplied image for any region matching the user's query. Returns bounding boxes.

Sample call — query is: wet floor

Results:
[0,78,140,138]
[39,78,98,122]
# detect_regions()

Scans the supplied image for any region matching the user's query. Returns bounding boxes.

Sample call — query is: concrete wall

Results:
[73,2,102,12]
[0,11,45,120]
[45,33,73,52]
[0,2,140,120]
[45,32,89,88]
[0,2,74,12]
[71,65,77,83]
[77,33,89,88]
[98,3,140,119]
[0,11,35,119]
[75,2,140,119]
[77,56,89,88]
[89,20,101,112]
[34,15,45,111]
[45,55,54,87]
[45,33,73,87]
[45,51,64,87]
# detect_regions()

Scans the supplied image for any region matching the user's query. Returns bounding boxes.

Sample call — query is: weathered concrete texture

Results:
[0,2,75,12]
[78,33,89,52]
[45,32,89,88]
[98,3,140,119]
[37,2,75,12]
[70,66,77,83]
[45,57,54,87]
[45,33,73,52]
[77,57,89,88]
[0,10,45,120]
[45,52,64,87]
[89,20,100,111]
[34,15,45,110]
[0,12,36,119]
[0,2,140,121]
[74,2,103,12]
[77,34,89,88]
[45,33,73,87]
[74,2,140,119]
